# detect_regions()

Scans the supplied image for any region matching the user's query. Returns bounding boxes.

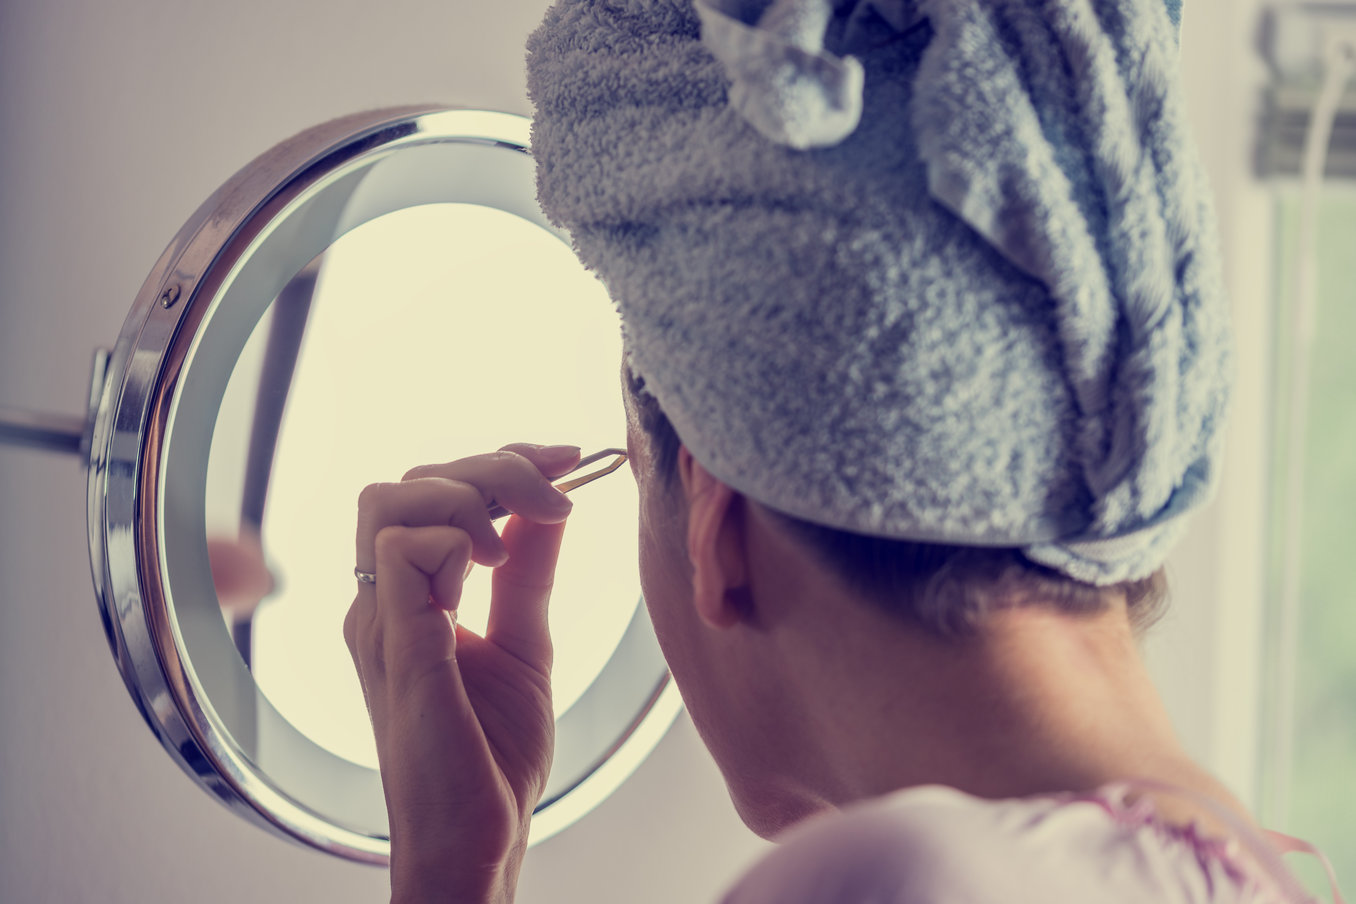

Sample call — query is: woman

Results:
[345,0,1341,901]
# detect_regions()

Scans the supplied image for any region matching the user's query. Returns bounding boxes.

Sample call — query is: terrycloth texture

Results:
[526,0,1230,584]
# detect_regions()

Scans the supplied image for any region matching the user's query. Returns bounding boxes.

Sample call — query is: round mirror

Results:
[86,107,681,863]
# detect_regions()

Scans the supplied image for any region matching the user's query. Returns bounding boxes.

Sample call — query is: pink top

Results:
[720,784,1342,904]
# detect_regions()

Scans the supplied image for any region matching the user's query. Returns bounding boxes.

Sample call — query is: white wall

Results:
[0,1,1283,902]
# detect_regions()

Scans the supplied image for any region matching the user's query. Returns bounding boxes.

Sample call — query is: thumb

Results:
[486,514,568,672]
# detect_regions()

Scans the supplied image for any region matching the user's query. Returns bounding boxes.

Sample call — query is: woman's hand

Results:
[345,443,582,904]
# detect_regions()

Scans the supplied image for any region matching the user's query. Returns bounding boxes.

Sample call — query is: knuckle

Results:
[401,463,433,481]
[373,524,410,559]
[493,449,550,488]
[444,524,474,556]
[357,481,392,514]
[344,594,378,641]
[489,449,526,470]
[342,604,360,651]
[450,479,488,511]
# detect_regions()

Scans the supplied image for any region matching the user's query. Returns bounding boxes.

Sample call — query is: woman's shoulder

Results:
[717,786,1062,904]
[717,784,1270,904]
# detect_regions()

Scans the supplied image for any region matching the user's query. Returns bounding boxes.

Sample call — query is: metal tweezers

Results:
[485,448,628,522]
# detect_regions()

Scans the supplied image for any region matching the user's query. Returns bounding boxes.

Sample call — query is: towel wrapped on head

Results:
[526,0,1229,585]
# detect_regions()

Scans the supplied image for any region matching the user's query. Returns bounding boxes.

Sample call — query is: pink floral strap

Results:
[1263,829,1346,904]
[1108,778,1344,903]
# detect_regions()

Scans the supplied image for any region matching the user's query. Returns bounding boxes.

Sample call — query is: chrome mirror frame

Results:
[84,106,681,863]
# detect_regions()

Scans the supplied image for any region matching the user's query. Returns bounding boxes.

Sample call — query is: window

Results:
[1262,190,1356,895]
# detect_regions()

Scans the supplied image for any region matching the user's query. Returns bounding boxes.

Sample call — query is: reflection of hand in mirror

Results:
[344,442,582,904]
[207,527,276,620]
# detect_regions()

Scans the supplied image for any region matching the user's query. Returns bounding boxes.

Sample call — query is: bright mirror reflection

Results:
[205,203,638,768]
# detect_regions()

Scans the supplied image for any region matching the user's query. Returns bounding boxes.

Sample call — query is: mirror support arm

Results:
[0,407,85,455]
[0,348,110,458]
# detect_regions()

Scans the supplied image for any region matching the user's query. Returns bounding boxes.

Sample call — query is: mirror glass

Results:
[204,202,638,770]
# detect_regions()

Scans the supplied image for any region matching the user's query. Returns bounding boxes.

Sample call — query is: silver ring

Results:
[353,567,377,585]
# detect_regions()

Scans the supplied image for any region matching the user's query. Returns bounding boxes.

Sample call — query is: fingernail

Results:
[539,443,581,463]
[548,488,574,515]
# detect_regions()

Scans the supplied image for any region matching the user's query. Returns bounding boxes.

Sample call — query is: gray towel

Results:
[527,0,1229,584]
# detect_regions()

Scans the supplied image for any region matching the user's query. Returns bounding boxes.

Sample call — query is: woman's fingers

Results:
[403,446,581,522]
[497,442,583,480]
[371,524,475,690]
[488,515,569,670]
[351,443,584,678]
[355,446,581,575]
[344,444,577,901]
[375,524,475,616]
[357,478,507,573]
[479,446,582,668]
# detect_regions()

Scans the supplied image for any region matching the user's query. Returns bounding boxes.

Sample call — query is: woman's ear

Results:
[676,446,751,629]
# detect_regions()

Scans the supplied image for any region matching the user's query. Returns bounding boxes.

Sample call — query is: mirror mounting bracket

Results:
[0,348,109,457]
[0,406,84,455]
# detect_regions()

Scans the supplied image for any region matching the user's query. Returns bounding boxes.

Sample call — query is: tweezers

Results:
[486,448,628,522]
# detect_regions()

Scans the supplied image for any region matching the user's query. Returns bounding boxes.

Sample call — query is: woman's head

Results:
[621,359,1169,836]
[530,0,1230,589]
[625,364,1167,639]
[530,0,1226,837]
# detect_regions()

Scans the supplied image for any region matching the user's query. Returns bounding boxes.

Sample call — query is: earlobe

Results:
[678,447,752,629]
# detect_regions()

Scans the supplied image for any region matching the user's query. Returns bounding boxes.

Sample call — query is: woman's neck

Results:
[773,597,1252,836]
